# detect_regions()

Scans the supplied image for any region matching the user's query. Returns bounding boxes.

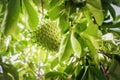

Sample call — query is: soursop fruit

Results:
[31,20,61,52]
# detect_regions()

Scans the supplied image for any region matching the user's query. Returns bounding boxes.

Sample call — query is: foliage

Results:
[0,0,120,80]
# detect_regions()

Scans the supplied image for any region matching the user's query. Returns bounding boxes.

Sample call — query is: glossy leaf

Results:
[51,57,59,68]
[101,22,120,28]
[80,21,100,65]
[23,0,38,30]
[107,3,116,20]
[0,73,4,80]
[42,0,51,10]
[74,21,87,34]
[1,0,20,35]
[58,14,69,34]
[76,66,88,80]
[87,69,93,80]
[86,0,104,25]
[45,71,67,79]
[87,0,102,9]
[74,63,82,77]
[32,0,41,7]
[49,0,64,9]
[71,31,82,58]
[1,63,19,80]
[58,33,73,62]
[112,0,120,6]
[49,0,59,8]
[86,65,105,80]
[64,62,76,74]
[81,33,99,65]
[48,5,64,20]
[109,57,120,80]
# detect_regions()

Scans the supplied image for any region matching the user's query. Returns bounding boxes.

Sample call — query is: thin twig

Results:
[100,62,109,80]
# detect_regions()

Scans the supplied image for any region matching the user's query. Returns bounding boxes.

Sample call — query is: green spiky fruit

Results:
[31,20,61,52]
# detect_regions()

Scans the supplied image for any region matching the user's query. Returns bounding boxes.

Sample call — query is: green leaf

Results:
[45,71,67,79]
[76,66,88,80]
[74,21,87,33]
[109,56,120,80]
[49,0,64,9]
[87,69,94,80]
[23,0,39,30]
[39,50,47,62]
[0,73,4,80]
[74,63,82,77]
[86,0,104,25]
[87,65,105,80]
[85,22,99,38]
[83,9,100,39]
[64,62,76,74]
[1,0,20,35]
[107,3,116,20]
[101,22,120,28]
[87,0,102,9]
[116,15,120,21]
[80,9,100,64]
[19,40,28,48]
[51,57,59,68]
[32,0,41,7]
[1,63,19,80]
[42,0,51,10]
[58,13,69,34]
[58,33,73,62]
[48,5,64,20]
[81,33,99,65]
[71,31,82,58]
[80,21,100,65]
[49,0,59,8]
[112,0,120,6]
